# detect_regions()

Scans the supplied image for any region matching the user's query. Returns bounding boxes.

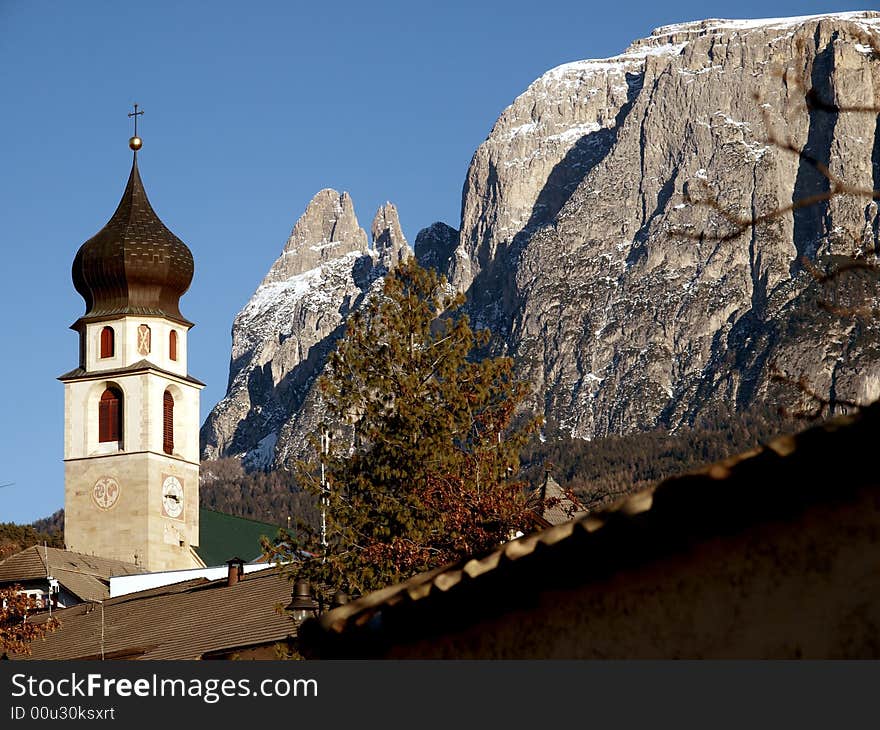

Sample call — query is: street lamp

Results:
[286,582,352,622]
[330,590,349,609]
[286,580,319,622]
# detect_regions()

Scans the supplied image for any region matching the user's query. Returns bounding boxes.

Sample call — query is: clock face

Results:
[161,475,184,519]
[93,477,120,510]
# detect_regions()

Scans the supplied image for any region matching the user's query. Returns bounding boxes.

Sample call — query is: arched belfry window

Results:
[169,330,178,361]
[100,327,115,359]
[163,390,174,455]
[98,387,123,444]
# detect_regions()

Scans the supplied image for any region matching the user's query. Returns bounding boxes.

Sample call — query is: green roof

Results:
[196,508,282,567]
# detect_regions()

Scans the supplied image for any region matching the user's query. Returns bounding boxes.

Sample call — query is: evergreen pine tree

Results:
[276,257,538,595]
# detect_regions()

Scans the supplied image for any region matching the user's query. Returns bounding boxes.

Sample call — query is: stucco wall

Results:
[383,485,880,659]
[65,452,200,572]
[81,316,188,376]
[63,312,202,572]
[64,371,200,462]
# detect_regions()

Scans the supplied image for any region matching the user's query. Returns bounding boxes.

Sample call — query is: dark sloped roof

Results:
[0,547,142,602]
[196,509,282,566]
[58,359,205,387]
[299,402,880,657]
[20,568,297,660]
[0,546,46,583]
[71,156,194,328]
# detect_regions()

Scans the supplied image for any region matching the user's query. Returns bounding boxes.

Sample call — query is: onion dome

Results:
[72,155,194,327]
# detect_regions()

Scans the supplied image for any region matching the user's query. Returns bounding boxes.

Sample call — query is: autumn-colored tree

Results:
[272,257,539,595]
[0,521,64,561]
[0,585,59,658]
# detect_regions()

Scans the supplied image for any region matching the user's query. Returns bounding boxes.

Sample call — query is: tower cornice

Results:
[58,358,205,388]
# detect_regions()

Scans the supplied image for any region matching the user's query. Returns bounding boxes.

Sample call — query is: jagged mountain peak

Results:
[371,202,411,267]
[262,188,368,284]
[201,189,413,469]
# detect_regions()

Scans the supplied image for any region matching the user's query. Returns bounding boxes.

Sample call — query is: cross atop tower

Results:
[128,104,144,151]
[128,103,144,135]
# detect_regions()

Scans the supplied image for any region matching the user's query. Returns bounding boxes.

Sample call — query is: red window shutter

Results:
[163,391,174,455]
[99,388,122,443]
[169,330,178,361]
[98,398,109,442]
[108,399,119,441]
[100,327,115,358]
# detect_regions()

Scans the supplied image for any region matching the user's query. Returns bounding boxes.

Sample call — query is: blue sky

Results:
[0,0,873,523]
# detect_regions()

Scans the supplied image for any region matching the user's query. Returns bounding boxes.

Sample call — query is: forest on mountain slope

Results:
[204,404,795,527]
[520,406,796,511]
[1,404,799,550]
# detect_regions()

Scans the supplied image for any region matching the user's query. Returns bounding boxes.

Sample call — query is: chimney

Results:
[226,557,245,587]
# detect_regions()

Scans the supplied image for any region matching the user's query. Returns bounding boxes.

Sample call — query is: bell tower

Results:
[60,113,204,572]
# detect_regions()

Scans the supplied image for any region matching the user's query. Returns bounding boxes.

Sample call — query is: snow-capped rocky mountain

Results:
[200,190,411,468]
[202,11,880,468]
[452,10,880,439]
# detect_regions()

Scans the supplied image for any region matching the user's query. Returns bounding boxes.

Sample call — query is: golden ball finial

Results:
[129,136,143,151]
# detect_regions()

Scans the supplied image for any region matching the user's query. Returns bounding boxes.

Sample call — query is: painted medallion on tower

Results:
[137,324,151,356]
[92,476,120,510]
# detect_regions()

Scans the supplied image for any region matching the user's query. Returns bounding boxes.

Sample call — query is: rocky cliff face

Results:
[203,11,880,467]
[200,190,411,468]
[454,11,880,438]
